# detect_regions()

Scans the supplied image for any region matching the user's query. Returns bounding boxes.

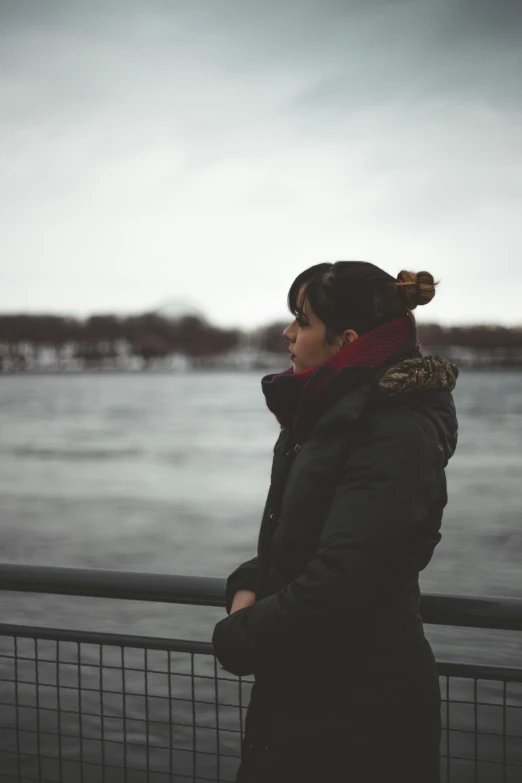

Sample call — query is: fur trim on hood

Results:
[377,355,459,396]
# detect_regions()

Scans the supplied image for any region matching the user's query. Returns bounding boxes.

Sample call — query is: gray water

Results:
[0,370,521,781]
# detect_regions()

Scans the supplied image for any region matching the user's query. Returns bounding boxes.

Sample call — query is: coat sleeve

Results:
[224,555,258,615]
[212,412,436,676]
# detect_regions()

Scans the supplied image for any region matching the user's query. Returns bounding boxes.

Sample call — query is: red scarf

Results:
[261,316,421,444]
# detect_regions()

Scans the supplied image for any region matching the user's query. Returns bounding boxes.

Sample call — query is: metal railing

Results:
[0,563,521,782]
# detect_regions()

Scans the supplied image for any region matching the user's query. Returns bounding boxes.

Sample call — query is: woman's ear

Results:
[343,329,359,345]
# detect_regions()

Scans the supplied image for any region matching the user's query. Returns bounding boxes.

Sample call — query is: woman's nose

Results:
[282,323,294,341]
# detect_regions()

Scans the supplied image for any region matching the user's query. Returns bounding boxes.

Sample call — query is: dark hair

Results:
[287,261,439,344]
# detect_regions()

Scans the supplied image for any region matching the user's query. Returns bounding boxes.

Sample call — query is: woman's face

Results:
[282,283,358,373]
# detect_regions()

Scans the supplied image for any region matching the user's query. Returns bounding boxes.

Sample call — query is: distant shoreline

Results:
[2,364,521,376]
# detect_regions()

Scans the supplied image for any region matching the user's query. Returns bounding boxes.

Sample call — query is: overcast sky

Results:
[1,0,521,328]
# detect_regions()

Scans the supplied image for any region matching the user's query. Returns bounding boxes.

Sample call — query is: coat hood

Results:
[373,355,459,464]
[376,355,459,397]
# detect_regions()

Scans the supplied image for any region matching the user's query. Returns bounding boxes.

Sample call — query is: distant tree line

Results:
[0,313,521,369]
[236,320,522,353]
[0,313,241,367]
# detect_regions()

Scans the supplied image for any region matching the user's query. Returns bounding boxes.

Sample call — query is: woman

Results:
[212,261,459,783]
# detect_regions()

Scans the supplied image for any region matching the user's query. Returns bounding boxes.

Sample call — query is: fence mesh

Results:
[0,627,521,783]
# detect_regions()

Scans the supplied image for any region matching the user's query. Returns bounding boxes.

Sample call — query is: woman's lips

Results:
[290,353,296,360]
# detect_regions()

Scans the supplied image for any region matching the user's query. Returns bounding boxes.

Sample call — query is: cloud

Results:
[0,0,521,326]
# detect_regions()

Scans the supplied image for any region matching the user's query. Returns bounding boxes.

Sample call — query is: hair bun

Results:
[396,270,438,309]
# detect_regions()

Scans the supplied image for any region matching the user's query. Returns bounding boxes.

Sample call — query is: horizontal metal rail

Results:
[0,622,521,684]
[1,562,522,631]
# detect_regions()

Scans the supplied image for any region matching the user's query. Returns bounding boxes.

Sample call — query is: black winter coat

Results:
[212,355,459,783]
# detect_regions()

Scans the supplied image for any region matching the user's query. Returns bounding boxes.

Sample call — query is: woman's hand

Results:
[213,591,258,675]
[230,589,256,614]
